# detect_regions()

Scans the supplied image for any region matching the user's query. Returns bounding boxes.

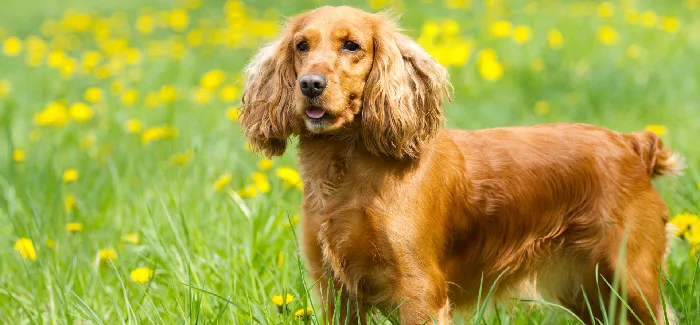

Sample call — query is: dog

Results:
[240,6,680,324]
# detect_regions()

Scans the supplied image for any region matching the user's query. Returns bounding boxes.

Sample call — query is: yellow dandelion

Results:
[145,92,160,108]
[220,85,239,102]
[276,167,302,188]
[82,50,102,70]
[62,168,79,182]
[512,25,531,44]
[258,159,274,171]
[186,29,203,46]
[136,14,154,35]
[271,294,295,307]
[534,100,551,115]
[47,239,56,249]
[237,185,258,198]
[547,29,563,49]
[83,87,103,103]
[141,125,177,144]
[124,119,143,134]
[625,9,639,25]
[122,233,140,244]
[193,87,213,104]
[34,101,69,127]
[277,251,285,268]
[159,85,178,103]
[12,149,25,162]
[170,149,194,166]
[597,25,617,45]
[477,49,504,81]
[444,0,470,9]
[641,11,658,28]
[226,107,241,121]
[626,45,642,60]
[110,80,124,94]
[0,79,10,98]
[47,50,67,68]
[65,222,83,233]
[490,20,511,38]
[68,102,93,121]
[121,89,140,107]
[200,69,225,89]
[670,213,699,237]
[645,125,666,136]
[661,17,680,33]
[252,172,270,193]
[168,9,189,32]
[130,267,154,283]
[3,36,23,56]
[14,238,37,261]
[65,194,76,213]
[597,2,614,18]
[96,248,117,266]
[213,173,233,192]
[294,306,314,320]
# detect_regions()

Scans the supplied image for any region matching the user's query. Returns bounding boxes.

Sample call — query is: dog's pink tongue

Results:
[306,108,325,119]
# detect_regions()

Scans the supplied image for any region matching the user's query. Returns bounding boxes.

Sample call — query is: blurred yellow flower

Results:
[47,50,67,68]
[79,134,96,149]
[294,306,313,320]
[220,85,239,102]
[597,25,617,45]
[444,0,470,9]
[63,168,79,182]
[0,79,10,97]
[121,89,140,107]
[193,87,213,104]
[69,102,93,121]
[226,107,241,121]
[477,49,504,81]
[277,167,302,188]
[136,14,154,34]
[670,213,699,236]
[130,267,154,283]
[14,238,37,261]
[258,159,274,171]
[252,172,270,193]
[512,26,531,44]
[645,125,666,136]
[170,149,194,166]
[47,239,56,249]
[237,185,258,198]
[641,11,658,28]
[661,17,680,33]
[3,36,22,56]
[597,2,614,18]
[159,85,179,102]
[65,194,76,213]
[122,233,140,244]
[186,29,203,46]
[145,92,160,108]
[271,294,294,307]
[12,149,25,162]
[213,173,233,192]
[110,80,124,94]
[200,69,225,89]
[65,222,83,233]
[96,248,117,266]
[35,101,69,126]
[626,44,642,60]
[141,125,177,144]
[125,119,144,133]
[534,100,551,115]
[29,129,42,142]
[278,251,285,268]
[490,20,511,38]
[168,9,189,32]
[547,29,563,49]
[81,50,103,69]
[83,87,103,103]
[125,48,142,64]
[625,9,639,25]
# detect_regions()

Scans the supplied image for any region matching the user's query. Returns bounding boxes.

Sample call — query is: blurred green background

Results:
[1,0,700,324]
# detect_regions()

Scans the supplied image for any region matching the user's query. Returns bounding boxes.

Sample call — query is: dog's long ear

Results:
[240,28,298,157]
[361,16,452,159]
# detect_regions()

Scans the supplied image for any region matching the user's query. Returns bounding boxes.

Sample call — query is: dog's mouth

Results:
[306,107,326,120]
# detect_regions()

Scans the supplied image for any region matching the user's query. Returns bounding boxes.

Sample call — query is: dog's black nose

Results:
[299,74,327,98]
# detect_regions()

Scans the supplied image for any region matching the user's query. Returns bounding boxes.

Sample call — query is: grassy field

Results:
[2,0,700,324]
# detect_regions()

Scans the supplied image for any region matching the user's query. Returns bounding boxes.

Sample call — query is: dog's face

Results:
[240,6,451,158]
[292,6,375,133]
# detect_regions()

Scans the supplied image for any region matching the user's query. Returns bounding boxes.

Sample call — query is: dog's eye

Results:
[342,40,360,52]
[296,41,309,52]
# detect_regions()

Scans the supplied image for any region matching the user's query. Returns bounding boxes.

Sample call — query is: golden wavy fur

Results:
[240,6,680,325]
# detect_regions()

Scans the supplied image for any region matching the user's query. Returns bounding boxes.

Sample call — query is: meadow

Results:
[1,0,700,324]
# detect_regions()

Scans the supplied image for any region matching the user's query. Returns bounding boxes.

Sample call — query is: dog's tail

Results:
[631,131,684,178]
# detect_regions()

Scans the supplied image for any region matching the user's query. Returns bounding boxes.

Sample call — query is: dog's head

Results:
[240,6,451,158]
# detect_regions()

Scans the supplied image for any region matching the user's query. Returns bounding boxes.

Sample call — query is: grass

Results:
[1,0,700,323]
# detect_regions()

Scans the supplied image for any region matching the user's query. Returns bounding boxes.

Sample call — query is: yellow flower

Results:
[65,194,76,213]
[168,9,189,32]
[186,29,203,46]
[82,50,102,70]
[12,149,25,162]
[65,222,83,233]
[83,87,103,103]
[237,185,258,198]
[145,92,160,108]
[95,248,117,267]
[641,11,658,28]
[141,125,177,144]
[80,134,95,149]
[547,29,563,49]
[62,168,79,182]
[626,45,642,60]
[277,251,285,268]
[159,85,178,103]
[0,79,10,97]
[597,25,617,45]
[512,25,531,44]
[661,17,680,33]
[125,119,144,133]
[110,80,123,94]
[136,14,154,35]
[220,85,239,102]
[200,69,225,89]
[271,294,295,307]
[490,20,511,38]
[193,87,213,104]
[170,149,194,166]
[294,306,313,320]
[276,167,302,188]
[534,100,551,115]
[252,172,270,193]
[69,102,93,121]
[3,36,22,56]
[130,267,154,283]
[35,101,69,126]
[226,107,241,121]
[625,9,639,25]
[14,238,37,261]
[122,233,140,244]
[444,0,470,9]
[47,239,56,249]
[645,125,666,136]
[597,2,614,18]
[258,159,274,171]
[121,89,140,107]
[477,49,504,81]
[213,173,233,192]
[670,213,699,237]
